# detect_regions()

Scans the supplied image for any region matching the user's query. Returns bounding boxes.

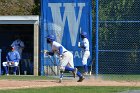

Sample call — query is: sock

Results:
[60,71,64,79]
[4,66,8,74]
[83,65,88,73]
[14,66,17,73]
[77,71,83,78]
[65,66,74,71]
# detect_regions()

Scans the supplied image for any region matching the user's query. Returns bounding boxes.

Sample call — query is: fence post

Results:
[0,49,1,76]
[96,0,99,76]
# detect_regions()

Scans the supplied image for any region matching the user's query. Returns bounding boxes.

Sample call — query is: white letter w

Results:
[48,3,85,46]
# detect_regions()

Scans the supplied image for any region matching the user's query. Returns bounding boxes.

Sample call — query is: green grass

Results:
[1,74,140,82]
[101,74,140,81]
[0,86,140,93]
[1,74,140,81]
[0,75,57,80]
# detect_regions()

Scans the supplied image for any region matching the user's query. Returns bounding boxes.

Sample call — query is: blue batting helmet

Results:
[47,34,55,43]
[81,31,87,38]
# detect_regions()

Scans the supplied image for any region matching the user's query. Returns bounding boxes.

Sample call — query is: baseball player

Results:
[3,47,21,75]
[46,34,85,82]
[11,36,24,58]
[78,31,90,75]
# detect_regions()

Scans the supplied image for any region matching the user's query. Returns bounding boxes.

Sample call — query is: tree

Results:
[0,0,35,15]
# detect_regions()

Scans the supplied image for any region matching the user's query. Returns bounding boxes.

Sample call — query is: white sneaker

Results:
[6,74,9,76]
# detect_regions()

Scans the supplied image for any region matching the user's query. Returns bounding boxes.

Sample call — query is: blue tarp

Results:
[40,0,92,75]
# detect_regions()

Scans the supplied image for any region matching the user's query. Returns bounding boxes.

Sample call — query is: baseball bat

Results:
[79,27,81,40]
[78,27,82,47]
[42,50,58,76]
[89,59,94,76]
[47,56,57,76]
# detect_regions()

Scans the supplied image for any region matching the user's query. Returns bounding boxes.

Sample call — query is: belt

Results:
[83,50,89,52]
[63,51,67,53]
[84,49,89,51]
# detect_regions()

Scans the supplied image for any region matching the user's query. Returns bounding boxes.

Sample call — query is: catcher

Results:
[45,34,85,82]
[2,46,20,75]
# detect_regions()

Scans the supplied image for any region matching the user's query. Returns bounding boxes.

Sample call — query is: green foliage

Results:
[96,0,140,49]
[32,0,40,15]
[0,0,37,15]
[99,0,135,20]
[97,0,135,45]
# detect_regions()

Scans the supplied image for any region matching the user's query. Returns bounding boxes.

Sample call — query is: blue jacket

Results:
[6,50,20,62]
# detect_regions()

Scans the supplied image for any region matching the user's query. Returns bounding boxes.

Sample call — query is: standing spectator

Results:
[11,35,24,59]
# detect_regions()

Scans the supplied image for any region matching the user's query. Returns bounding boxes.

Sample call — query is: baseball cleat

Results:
[72,68,77,78]
[59,78,62,83]
[77,76,85,82]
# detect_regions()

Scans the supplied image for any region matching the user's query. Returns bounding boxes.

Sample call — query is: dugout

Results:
[0,16,39,76]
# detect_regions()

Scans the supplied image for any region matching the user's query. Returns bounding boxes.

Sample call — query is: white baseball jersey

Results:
[51,41,67,55]
[81,38,89,51]
[81,38,90,65]
[51,41,74,70]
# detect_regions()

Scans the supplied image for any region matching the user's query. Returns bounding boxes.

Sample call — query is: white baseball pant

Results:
[82,51,90,65]
[3,62,19,67]
[59,51,74,71]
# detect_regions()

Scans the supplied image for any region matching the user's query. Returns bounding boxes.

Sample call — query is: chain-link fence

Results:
[92,0,140,80]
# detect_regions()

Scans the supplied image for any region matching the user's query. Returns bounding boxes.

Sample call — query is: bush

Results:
[0,0,37,15]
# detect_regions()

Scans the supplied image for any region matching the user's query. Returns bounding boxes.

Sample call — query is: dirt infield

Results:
[0,77,140,90]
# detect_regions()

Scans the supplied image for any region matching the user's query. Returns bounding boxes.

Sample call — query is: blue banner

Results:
[40,0,92,72]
